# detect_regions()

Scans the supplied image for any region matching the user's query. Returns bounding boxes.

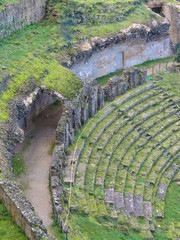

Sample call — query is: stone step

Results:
[144,201,153,219]
[125,193,134,216]
[114,192,125,210]
[134,194,144,217]
[135,133,180,197]
[139,220,153,240]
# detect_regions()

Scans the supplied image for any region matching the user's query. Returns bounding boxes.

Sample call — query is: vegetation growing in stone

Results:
[0,0,179,239]
[0,198,28,240]
[62,73,180,239]
[0,57,82,123]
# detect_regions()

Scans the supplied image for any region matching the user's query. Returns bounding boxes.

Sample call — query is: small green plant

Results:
[12,153,25,177]
[48,141,55,155]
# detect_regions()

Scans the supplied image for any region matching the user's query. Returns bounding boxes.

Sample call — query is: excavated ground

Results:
[14,103,63,230]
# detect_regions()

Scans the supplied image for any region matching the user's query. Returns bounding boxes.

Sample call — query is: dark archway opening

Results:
[151,4,164,17]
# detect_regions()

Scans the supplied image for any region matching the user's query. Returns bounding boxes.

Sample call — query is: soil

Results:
[14,103,63,231]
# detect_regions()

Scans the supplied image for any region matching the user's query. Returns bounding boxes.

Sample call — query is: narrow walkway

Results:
[146,61,174,76]
[14,104,63,231]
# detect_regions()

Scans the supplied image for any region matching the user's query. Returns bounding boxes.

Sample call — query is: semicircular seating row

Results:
[63,81,180,239]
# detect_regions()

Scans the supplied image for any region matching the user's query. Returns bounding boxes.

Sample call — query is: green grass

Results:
[73,4,160,38]
[12,153,25,177]
[153,181,180,239]
[0,198,28,240]
[0,2,161,126]
[157,72,180,98]
[96,69,124,86]
[68,214,144,240]
[48,142,55,156]
[0,4,160,69]
[135,57,174,69]
[0,20,61,69]
[96,56,175,87]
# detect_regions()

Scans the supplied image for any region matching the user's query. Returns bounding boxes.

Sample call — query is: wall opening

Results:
[151,4,164,17]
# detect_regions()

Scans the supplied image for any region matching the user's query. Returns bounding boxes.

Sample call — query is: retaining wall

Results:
[70,20,173,81]
[0,0,46,38]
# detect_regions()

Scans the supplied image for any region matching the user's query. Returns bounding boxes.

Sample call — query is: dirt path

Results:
[14,104,63,231]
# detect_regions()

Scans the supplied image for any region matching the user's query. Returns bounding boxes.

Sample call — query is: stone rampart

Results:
[0,0,46,38]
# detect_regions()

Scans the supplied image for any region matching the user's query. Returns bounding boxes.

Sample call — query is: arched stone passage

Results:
[13,88,64,231]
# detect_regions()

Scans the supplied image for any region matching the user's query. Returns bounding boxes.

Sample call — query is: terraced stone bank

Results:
[62,78,180,239]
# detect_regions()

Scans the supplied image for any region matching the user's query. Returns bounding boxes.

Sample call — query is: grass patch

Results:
[12,153,25,177]
[0,57,82,123]
[73,4,160,38]
[48,141,55,156]
[153,181,180,239]
[135,57,174,69]
[68,213,144,240]
[0,3,160,69]
[96,69,124,86]
[0,198,28,240]
[156,72,180,98]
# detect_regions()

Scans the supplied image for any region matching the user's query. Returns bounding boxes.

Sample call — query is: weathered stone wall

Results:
[102,68,147,101]
[70,22,173,81]
[0,0,46,38]
[162,3,180,45]
[0,181,52,240]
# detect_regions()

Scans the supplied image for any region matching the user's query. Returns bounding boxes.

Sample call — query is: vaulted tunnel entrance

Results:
[13,91,63,232]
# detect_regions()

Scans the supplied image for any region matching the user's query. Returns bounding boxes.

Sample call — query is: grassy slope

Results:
[0,57,82,122]
[157,72,180,98]
[153,181,180,239]
[0,198,28,240]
